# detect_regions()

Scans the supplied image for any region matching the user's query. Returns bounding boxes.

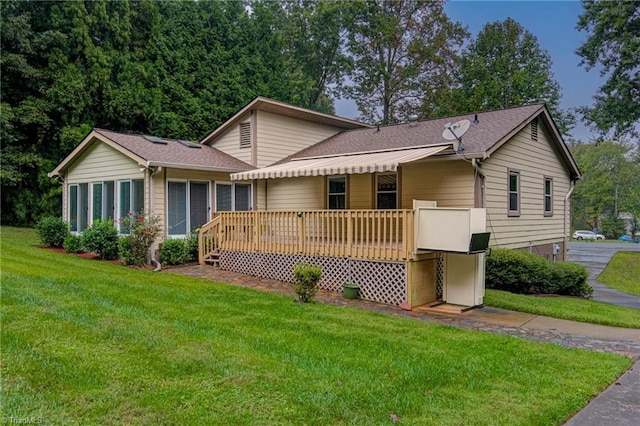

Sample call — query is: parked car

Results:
[618,235,637,243]
[572,230,605,240]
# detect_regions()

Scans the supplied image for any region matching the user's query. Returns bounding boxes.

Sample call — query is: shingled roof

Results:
[49,129,254,177]
[288,104,544,159]
[277,103,579,180]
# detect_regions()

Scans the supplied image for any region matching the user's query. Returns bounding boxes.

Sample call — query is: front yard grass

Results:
[1,227,633,425]
[484,289,640,328]
[597,251,640,296]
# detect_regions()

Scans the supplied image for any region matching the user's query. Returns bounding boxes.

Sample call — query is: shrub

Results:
[63,235,84,253]
[549,262,591,297]
[119,236,134,265]
[36,216,69,247]
[184,232,199,263]
[118,212,162,266]
[160,238,187,265]
[293,263,322,303]
[82,220,119,260]
[486,248,592,297]
[486,248,549,294]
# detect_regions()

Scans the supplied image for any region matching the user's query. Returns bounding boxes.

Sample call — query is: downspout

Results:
[472,159,486,207]
[149,166,163,272]
[563,181,575,260]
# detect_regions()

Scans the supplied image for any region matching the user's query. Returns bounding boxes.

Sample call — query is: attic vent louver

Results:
[239,122,251,148]
[178,140,202,149]
[531,118,538,141]
[143,135,168,145]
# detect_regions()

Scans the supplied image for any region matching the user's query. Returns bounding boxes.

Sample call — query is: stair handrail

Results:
[198,214,221,265]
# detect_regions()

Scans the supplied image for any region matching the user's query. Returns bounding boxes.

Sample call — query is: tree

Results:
[448,18,573,135]
[571,140,640,236]
[345,0,467,125]
[576,1,640,139]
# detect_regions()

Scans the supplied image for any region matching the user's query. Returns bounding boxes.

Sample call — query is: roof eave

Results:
[147,161,254,173]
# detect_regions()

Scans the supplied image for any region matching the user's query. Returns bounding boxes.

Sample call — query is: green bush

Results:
[63,234,84,253]
[486,248,591,297]
[36,216,69,247]
[184,232,199,262]
[550,262,591,297]
[293,263,322,303]
[119,236,134,265]
[486,248,549,294]
[160,238,187,265]
[82,220,119,260]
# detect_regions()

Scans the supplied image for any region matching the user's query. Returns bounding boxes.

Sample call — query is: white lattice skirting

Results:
[220,251,408,306]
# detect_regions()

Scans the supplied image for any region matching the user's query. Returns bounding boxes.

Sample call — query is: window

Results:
[327,176,346,209]
[215,182,251,212]
[69,184,79,232]
[68,183,89,233]
[168,181,211,236]
[239,122,251,148]
[508,170,520,216]
[376,173,397,209]
[91,181,115,223]
[118,179,144,233]
[544,177,553,216]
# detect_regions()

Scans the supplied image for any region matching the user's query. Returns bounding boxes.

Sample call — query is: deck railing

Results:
[199,210,415,263]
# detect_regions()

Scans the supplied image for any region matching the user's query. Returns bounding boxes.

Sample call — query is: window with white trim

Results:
[215,182,252,212]
[168,180,211,236]
[376,173,397,209]
[118,179,144,233]
[544,177,553,216]
[327,176,346,209]
[508,169,520,216]
[91,181,115,223]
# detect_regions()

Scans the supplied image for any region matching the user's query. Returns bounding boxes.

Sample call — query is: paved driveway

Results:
[567,242,640,309]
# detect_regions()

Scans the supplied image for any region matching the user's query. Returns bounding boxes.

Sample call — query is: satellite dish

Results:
[442,119,471,141]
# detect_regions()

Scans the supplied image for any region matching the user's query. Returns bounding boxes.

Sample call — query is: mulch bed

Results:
[35,245,147,268]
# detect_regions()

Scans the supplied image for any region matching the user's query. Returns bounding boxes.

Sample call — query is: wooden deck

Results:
[199,210,415,264]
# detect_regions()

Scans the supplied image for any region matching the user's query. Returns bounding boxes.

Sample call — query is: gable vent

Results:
[143,135,168,145]
[239,122,251,149]
[531,118,538,141]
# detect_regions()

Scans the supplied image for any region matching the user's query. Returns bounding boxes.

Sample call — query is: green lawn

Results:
[484,289,640,328]
[1,227,633,425]
[598,251,640,296]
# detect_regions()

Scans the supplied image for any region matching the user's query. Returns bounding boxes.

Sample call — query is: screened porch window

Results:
[92,181,115,223]
[215,183,251,212]
[118,179,144,233]
[376,173,397,209]
[168,181,211,236]
[328,176,346,209]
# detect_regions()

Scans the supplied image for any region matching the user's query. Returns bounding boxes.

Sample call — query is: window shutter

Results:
[239,122,251,148]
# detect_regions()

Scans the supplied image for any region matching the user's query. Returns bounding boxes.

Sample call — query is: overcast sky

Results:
[335,0,603,142]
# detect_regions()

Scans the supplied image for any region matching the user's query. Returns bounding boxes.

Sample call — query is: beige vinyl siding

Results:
[255,111,342,168]
[67,142,142,183]
[265,177,324,210]
[256,180,267,210]
[401,161,475,208]
[208,115,252,165]
[349,174,373,209]
[482,122,571,249]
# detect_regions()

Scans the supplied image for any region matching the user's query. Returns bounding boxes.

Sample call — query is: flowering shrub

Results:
[118,212,162,266]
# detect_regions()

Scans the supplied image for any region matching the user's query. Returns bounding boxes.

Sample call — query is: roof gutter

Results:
[146,161,254,173]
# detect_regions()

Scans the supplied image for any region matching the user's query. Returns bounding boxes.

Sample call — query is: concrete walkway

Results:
[567,242,640,309]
